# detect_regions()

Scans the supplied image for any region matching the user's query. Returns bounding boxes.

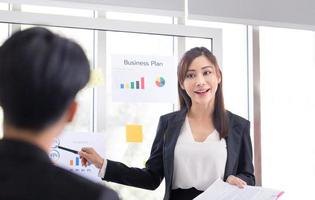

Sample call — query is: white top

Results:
[172,117,227,191]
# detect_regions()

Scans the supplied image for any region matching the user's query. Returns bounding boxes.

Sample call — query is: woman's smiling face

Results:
[182,55,221,106]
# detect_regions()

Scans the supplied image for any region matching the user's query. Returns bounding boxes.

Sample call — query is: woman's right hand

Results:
[79,147,104,169]
[226,175,247,188]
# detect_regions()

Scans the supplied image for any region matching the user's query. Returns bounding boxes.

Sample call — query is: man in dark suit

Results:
[0,27,119,200]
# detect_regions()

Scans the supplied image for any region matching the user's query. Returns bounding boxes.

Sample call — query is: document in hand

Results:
[193,178,284,200]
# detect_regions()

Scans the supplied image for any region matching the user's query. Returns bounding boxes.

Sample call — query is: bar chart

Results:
[120,77,145,89]
[70,157,80,166]
[68,156,92,174]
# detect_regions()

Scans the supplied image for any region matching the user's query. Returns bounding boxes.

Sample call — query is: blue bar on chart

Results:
[75,157,80,166]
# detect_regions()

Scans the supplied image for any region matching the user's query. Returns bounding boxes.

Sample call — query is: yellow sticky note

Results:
[88,68,104,87]
[126,124,143,143]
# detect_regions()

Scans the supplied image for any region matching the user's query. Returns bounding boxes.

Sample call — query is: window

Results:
[98,30,175,200]
[260,26,315,200]
[0,2,8,11]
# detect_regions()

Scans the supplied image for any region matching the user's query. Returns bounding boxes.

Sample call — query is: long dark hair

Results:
[177,47,229,138]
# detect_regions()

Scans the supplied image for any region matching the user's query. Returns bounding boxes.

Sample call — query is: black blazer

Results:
[104,109,255,200]
[0,139,119,200]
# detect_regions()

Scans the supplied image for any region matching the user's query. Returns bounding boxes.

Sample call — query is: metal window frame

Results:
[247,25,262,186]
[0,9,222,64]
[0,0,184,17]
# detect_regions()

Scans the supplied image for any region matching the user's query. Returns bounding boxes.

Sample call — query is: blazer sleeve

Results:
[236,121,256,186]
[102,116,167,190]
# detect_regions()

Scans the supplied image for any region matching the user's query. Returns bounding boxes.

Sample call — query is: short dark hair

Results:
[177,47,229,138]
[0,27,90,131]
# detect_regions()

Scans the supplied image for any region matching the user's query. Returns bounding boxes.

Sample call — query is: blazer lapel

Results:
[163,109,187,188]
[224,114,242,180]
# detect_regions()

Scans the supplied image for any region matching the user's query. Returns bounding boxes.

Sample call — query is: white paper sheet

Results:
[49,132,106,183]
[111,55,177,103]
[194,178,284,200]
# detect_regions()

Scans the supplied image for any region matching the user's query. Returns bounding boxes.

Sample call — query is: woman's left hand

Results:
[226,175,247,188]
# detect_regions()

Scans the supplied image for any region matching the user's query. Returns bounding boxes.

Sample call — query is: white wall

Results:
[189,0,315,30]
[54,0,184,12]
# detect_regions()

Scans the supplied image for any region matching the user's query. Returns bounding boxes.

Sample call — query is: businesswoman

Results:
[80,47,255,200]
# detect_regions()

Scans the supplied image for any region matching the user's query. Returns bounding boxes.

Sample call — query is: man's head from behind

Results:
[0,27,90,133]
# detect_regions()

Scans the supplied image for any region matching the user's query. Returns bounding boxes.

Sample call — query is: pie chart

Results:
[155,77,165,87]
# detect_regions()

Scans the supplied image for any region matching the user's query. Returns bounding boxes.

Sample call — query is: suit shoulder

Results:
[227,110,250,127]
[160,109,185,121]
[99,187,120,200]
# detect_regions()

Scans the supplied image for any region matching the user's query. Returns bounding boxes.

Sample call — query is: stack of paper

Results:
[194,178,284,200]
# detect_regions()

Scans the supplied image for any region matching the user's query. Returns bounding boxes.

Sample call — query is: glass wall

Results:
[260,26,315,200]
[101,31,175,200]
[0,2,8,11]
